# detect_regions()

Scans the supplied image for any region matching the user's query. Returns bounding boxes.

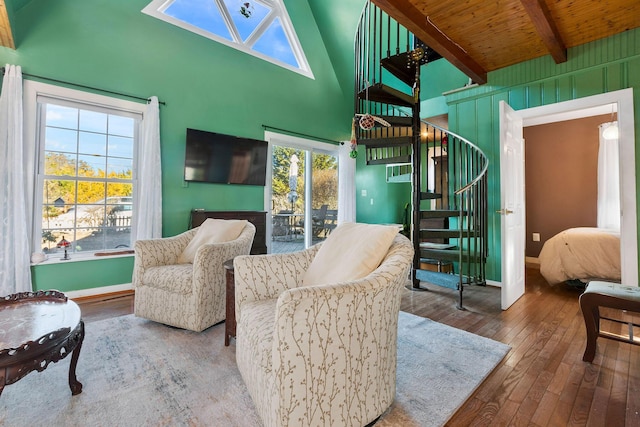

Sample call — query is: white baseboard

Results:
[486,279,501,288]
[65,283,133,299]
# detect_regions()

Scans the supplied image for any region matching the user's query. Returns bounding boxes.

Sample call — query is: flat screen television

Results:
[184,128,268,186]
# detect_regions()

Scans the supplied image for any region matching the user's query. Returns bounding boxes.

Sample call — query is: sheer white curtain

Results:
[337,142,356,224]
[0,64,33,295]
[597,121,620,230]
[133,96,162,240]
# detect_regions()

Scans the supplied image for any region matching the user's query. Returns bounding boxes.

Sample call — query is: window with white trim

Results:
[142,0,314,78]
[26,82,144,257]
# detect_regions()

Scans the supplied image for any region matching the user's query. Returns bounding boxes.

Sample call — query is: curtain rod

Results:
[261,124,342,145]
[1,67,166,106]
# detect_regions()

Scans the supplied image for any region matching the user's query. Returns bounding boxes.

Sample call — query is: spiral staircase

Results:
[354,2,489,309]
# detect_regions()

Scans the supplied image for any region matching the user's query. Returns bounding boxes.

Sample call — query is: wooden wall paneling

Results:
[556,75,574,103]
[574,68,605,98]
[605,62,624,92]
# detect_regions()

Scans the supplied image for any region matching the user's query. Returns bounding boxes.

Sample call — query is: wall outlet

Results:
[370,198,374,205]
[532,232,540,242]
[361,189,367,197]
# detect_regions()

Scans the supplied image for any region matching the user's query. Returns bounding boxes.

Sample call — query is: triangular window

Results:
[143,0,313,78]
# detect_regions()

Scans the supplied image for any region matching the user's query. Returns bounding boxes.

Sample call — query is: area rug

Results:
[0,311,510,426]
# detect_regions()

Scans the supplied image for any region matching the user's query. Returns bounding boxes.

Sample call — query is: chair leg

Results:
[580,293,600,363]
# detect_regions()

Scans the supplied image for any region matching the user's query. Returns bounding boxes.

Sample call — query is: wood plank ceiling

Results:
[372,0,640,84]
[0,0,15,49]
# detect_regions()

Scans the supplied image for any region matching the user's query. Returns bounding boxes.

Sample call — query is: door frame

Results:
[263,131,340,252]
[499,88,637,289]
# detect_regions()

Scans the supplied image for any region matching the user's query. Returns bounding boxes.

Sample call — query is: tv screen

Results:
[184,128,268,186]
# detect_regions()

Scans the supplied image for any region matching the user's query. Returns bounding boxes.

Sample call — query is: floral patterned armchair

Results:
[233,230,413,427]
[132,222,255,332]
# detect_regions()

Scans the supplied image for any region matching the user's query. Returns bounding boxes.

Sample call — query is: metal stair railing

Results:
[353,1,489,309]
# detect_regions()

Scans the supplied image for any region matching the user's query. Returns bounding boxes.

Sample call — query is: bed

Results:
[538,227,621,286]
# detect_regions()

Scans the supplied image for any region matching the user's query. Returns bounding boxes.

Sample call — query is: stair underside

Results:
[358,83,414,107]
[421,210,467,219]
[381,48,443,87]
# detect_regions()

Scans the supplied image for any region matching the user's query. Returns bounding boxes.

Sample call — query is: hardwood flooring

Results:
[75,268,640,426]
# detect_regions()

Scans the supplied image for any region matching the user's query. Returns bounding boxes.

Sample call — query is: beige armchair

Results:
[234,228,413,427]
[133,221,255,332]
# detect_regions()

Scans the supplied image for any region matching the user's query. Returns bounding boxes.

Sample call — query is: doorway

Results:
[263,131,339,253]
[499,89,637,304]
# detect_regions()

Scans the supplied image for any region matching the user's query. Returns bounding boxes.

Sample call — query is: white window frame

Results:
[142,0,314,79]
[24,81,146,262]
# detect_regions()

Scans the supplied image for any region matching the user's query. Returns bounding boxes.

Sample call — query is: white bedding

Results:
[538,227,621,285]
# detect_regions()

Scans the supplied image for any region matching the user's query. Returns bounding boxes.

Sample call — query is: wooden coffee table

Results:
[0,290,84,397]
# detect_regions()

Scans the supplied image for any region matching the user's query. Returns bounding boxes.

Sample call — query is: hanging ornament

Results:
[359,114,376,130]
[240,2,253,18]
[355,113,392,130]
[349,117,358,158]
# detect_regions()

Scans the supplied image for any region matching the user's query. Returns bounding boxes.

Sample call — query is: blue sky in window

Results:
[253,17,298,68]
[46,104,77,129]
[108,115,135,138]
[45,127,77,154]
[157,0,301,70]
[165,0,232,41]
[79,110,107,133]
[108,136,134,159]
[79,132,107,157]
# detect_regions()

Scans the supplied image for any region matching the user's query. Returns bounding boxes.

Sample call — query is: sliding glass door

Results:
[266,132,338,254]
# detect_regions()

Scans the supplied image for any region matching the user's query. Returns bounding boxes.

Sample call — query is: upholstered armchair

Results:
[234,223,414,427]
[133,220,255,332]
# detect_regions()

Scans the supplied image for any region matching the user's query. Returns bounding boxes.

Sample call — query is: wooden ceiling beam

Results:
[519,0,566,63]
[0,1,15,49]
[372,0,487,84]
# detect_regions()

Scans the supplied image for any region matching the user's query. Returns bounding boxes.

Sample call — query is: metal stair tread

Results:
[419,242,456,250]
[421,191,442,200]
[420,247,483,263]
[415,269,471,290]
[367,155,411,165]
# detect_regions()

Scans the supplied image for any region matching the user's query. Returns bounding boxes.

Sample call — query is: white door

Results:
[499,101,526,309]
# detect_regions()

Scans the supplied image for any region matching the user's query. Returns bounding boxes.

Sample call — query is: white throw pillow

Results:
[302,222,399,286]
[178,219,248,264]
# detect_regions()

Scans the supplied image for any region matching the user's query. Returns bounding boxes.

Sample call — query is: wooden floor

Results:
[76,267,640,426]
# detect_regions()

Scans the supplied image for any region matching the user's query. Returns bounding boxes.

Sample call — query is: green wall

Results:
[1,0,352,292]
[354,145,411,225]
[444,28,640,282]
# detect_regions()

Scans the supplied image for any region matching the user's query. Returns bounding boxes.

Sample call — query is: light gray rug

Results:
[0,311,509,426]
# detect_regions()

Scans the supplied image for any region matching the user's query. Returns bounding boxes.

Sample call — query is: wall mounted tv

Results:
[184,128,268,186]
